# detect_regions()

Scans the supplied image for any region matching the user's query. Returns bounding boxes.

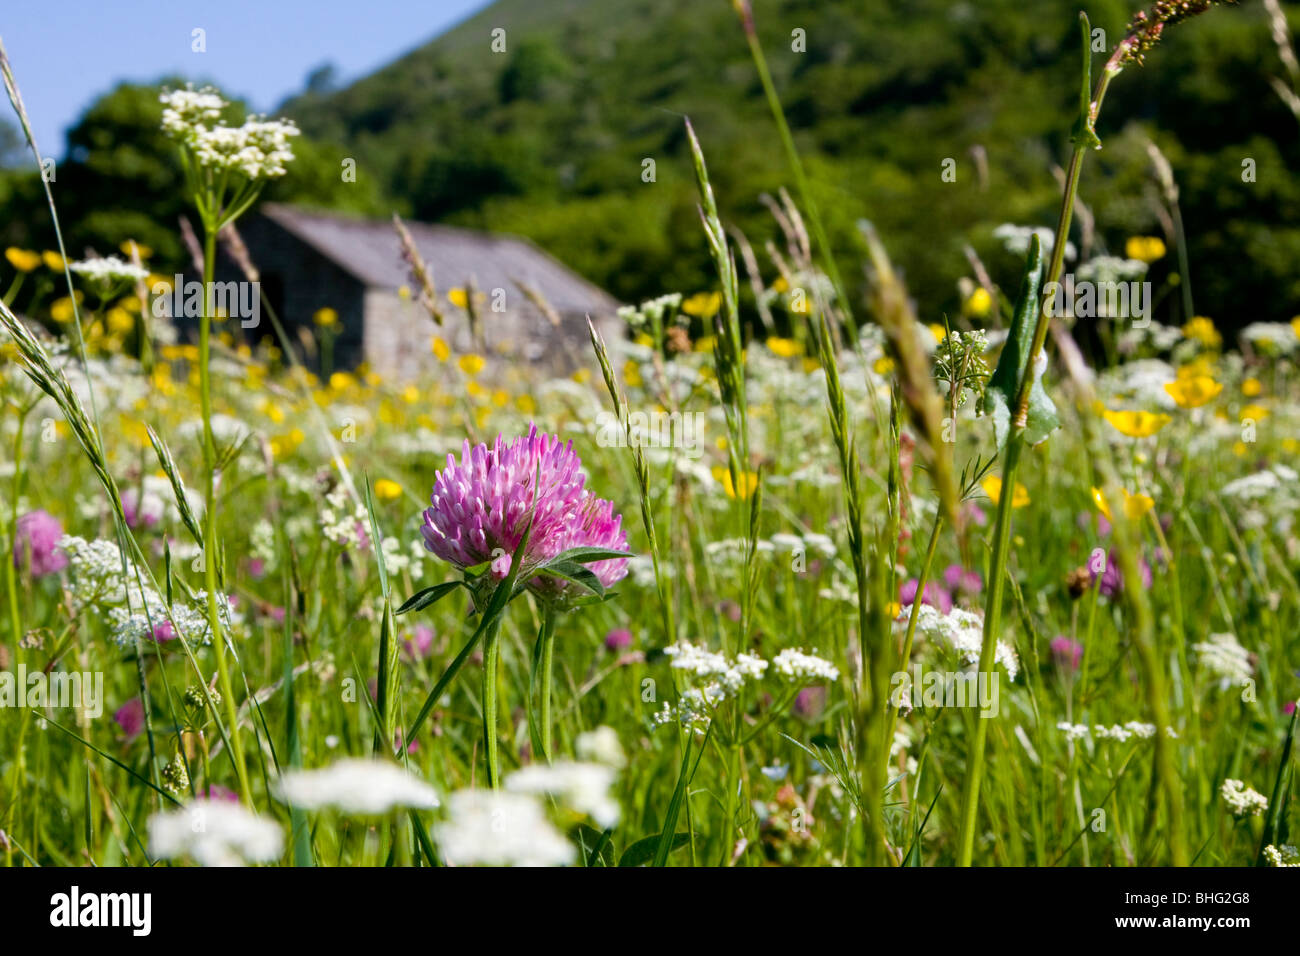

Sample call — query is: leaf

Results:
[396,580,465,616]
[535,559,604,596]
[573,824,615,867]
[982,234,1058,449]
[621,832,689,867]
[544,546,631,566]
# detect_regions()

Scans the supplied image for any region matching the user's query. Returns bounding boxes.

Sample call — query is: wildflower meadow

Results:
[1,0,1299,903]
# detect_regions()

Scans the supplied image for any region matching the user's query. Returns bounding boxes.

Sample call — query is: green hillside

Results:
[281,0,1300,329]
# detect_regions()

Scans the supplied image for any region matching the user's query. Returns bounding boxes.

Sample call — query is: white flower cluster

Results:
[1219,778,1268,818]
[69,256,150,284]
[319,486,370,549]
[379,533,427,578]
[654,640,837,733]
[576,725,626,768]
[1192,632,1253,688]
[1263,844,1299,867]
[59,535,237,645]
[160,86,299,180]
[1239,321,1299,356]
[249,518,277,566]
[148,799,283,867]
[911,603,1019,681]
[506,761,620,828]
[772,647,840,683]
[1056,721,1177,742]
[58,535,138,607]
[436,791,574,867]
[993,223,1076,262]
[1221,464,1297,501]
[274,759,439,815]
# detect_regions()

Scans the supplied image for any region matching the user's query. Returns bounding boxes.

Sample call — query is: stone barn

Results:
[222,203,622,379]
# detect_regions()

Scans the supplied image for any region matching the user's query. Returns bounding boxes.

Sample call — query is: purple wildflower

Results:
[942,564,983,597]
[793,686,827,722]
[12,510,67,578]
[1049,635,1084,671]
[206,784,238,803]
[1091,549,1152,598]
[604,628,633,652]
[420,424,628,600]
[114,698,145,742]
[899,578,952,614]
[403,624,435,661]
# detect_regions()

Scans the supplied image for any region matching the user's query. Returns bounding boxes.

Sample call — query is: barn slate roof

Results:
[257,203,620,316]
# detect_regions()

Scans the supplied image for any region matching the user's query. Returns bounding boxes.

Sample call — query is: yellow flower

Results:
[1102,408,1171,438]
[4,248,41,273]
[928,323,948,344]
[1091,486,1155,523]
[448,288,469,309]
[401,385,420,405]
[42,250,66,271]
[458,354,485,376]
[119,239,152,261]
[516,394,537,414]
[693,336,715,353]
[965,287,992,318]
[329,371,356,391]
[106,307,134,335]
[1182,316,1221,350]
[712,466,759,500]
[50,293,83,323]
[981,475,1030,508]
[1125,235,1166,263]
[432,336,450,362]
[1241,377,1263,397]
[766,337,803,358]
[682,291,722,318]
[313,307,338,328]
[1292,316,1300,340]
[802,357,821,374]
[623,359,643,388]
[1163,375,1221,408]
[571,368,591,384]
[1240,403,1269,421]
[373,479,403,501]
[466,380,485,398]
[873,356,894,375]
[771,275,789,293]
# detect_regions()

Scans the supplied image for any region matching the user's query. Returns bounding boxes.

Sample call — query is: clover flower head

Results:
[420,424,628,601]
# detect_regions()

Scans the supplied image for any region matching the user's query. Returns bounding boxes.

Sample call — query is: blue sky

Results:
[1,0,490,158]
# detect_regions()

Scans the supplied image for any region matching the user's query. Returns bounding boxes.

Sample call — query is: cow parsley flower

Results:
[1220,779,1268,818]
[911,603,1019,681]
[1264,844,1300,867]
[147,800,283,867]
[1193,632,1253,688]
[505,761,620,828]
[771,648,839,683]
[69,256,150,284]
[160,86,299,181]
[435,791,574,867]
[274,759,440,815]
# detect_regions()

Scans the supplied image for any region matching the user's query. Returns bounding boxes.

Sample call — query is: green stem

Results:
[482,625,502,788]
[539,608,556,762]
[884,513,943,759]
[955,436,1021,866]
[199,224,252,806]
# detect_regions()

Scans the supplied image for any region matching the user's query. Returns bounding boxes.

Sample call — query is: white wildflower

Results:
[147,800,282,867]
[771,647,839,683]
[1193,632,1253,688]
[576,726,626,769]
[273,759,439,814]
[1220,779,1268,818]
[436,790,573,867]
[1264,844,1300,867]
[505,761,619,828]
